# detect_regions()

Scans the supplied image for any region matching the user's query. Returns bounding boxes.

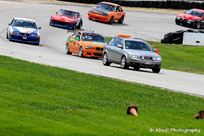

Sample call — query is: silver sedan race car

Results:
[102,34,162,73]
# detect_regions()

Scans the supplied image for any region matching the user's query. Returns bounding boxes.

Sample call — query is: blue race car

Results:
[7,18,41,45]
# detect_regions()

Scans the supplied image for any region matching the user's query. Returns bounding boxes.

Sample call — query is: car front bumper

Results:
[88,13,110,23]
[50,20,75,29]
[127,59,161,68]
[10,34,40,44]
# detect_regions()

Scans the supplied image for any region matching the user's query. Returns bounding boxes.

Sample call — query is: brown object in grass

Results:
[127,105,138,117]
[194,110,204,119]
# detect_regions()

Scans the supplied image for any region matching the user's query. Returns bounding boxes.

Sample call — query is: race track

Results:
[0,0,204,97]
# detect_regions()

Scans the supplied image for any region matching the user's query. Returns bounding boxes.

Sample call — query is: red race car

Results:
[175,9,204,29]
[50,9,83,30]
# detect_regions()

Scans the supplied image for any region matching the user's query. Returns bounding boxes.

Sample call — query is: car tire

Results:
[66,43,71,54]
[6,32,8,39]
[103,53,111,66]
[109,17,114,24]
[152,65,161,73]
[118,16,124,24]
[134,66,140,71]
[195,21,201,29]
[77,21,83,29]
[121,56,129,69]
[79,46,83,57]
[50,20,53,26]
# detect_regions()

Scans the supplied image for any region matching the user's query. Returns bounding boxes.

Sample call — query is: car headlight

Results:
[129,54,140,60]
[153,57,161,61]
[30,33,38,37]
[11,31,20,35]
[85,46,94,49]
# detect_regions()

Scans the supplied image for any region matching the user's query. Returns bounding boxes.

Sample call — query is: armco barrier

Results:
[58,0,204,9]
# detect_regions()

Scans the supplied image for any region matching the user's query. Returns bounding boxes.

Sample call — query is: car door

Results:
[112,39,124,63]
[105,38,116,62]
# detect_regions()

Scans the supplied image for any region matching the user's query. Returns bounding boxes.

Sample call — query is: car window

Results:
[96,3,115,12]
[186,9,203,17]
[111,38,123,47]
[125,40,151,51]
[12,19,37,29]
[59,9,77,18]
[116,6,123,12]
[81,33,106,43]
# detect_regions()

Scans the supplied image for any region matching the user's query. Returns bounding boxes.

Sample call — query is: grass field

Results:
[0,55,203,136]
[105,37,204,74]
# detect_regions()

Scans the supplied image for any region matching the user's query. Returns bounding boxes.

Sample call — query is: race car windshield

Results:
[186,10,204,17]
[82,33,106,43]
[96,3,115,12]
[59,10,78,18]
[125,40,151,51]
[12,20,37,29]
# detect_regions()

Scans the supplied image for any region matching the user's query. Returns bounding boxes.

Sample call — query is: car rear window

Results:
[125,40,151,51]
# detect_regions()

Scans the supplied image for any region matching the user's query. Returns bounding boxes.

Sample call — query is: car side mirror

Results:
[56,12,58,15]
[38,27,41,29]
[118,44,123,49]
[183,10,187,13]
[8,23,11,26]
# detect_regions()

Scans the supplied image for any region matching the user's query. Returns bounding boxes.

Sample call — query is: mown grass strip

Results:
[0,55,203,136]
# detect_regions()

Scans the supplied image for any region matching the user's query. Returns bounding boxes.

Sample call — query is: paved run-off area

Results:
[0,0,204,97]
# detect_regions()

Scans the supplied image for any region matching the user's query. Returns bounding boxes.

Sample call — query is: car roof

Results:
[191,8,204,13]
[100,1,120,7]
[13,17,36,22]
[116,36,147,43]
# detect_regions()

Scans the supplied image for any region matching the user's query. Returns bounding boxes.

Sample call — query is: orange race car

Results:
[88,2,125,24]
[66,31,106,58]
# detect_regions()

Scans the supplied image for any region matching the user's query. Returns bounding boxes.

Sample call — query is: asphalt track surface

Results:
[0,0,204,97]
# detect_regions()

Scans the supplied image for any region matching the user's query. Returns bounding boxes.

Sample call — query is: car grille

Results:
[144,56,153,60]
[96,47,103,51]
[20,33,30,36]
[94,52,102,56]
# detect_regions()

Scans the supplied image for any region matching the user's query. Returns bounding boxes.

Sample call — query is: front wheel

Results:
[77,21,83,29]
[79,47,83,57]
[109,17,114,24]
[121,56,129,69]
[66,43,71,54]
[103,53,111,66]
[194,21,201,29]
[152,66,161,73]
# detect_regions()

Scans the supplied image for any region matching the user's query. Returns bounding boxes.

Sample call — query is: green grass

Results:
[0,55,203,136]
[105,37,204,74]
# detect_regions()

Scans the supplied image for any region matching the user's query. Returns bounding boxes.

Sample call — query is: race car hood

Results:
[51,15,76,23]
[81,41,106,47]
[177,13,201,20]
[90,8,110,14]
[125,49,161,58]
[10,26,38,34]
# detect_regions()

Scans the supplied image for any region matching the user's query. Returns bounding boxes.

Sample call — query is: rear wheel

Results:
[103,53,111,66]
[79,47,83,57]
[152,65,161,73]
[121,56,129,69]
[118,16,124,24]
